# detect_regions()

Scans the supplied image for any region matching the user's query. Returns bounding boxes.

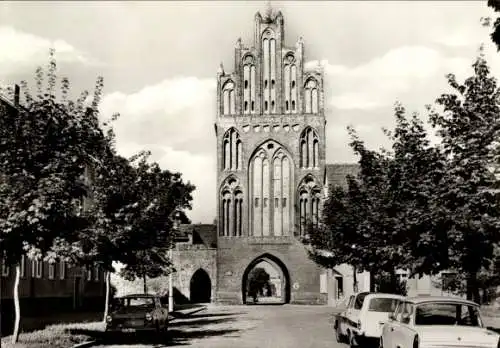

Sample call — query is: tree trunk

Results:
[466,272,481,304]
[102,271,111,323]
[143,274,148,294]
[353,266,358,293]
[369,272,376,292]
[11,264,21,344]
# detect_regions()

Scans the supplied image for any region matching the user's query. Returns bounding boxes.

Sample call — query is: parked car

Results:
[380,296,500,348]
[335,292,404,347]
[105,294,169,334]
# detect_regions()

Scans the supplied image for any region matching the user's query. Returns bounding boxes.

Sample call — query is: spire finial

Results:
[265,0,273,19]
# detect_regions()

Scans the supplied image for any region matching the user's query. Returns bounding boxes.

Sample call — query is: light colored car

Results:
[380,296,500,348]
[335,292,404,347]
[105,294,169,334]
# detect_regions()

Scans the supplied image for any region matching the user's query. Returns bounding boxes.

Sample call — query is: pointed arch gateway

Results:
[248,139,294,237]
[242,253,291,304]
[190,269,212,303]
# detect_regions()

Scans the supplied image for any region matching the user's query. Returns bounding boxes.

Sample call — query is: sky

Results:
[1,1,500,224]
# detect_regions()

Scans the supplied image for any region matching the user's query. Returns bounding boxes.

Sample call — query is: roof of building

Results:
[177,224,217,248]
[324,163,359,188]
[406,296,479,306]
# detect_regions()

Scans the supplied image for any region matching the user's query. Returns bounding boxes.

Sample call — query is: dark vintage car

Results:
[105,294,169,334]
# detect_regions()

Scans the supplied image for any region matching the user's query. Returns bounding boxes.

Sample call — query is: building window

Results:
[48,262,55,280]
[283,55,297,114]
[20,255,25,278]
[219,176,243,237]
[304,78,319,113]
[32,259,42,278]
[222,128,242,171]
[1,260,9,277]
[221,80,235,115]
[250,142,292,237]
[441,271,458,292]
[298,175,322,236]
[254,198,259,207]
[299,127,320,169]
[60,261,66,280]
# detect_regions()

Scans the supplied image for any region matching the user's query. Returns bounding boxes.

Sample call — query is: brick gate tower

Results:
[214,6,327,304]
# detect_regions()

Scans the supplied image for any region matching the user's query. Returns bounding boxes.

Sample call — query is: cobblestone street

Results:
[93,305,342,348]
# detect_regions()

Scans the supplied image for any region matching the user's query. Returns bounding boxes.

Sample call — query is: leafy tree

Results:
[117,158,195,295]
[487,0,500,50]
[308,103,447,293]
[0,49,109,343]
[247,267,270,301]
[428,53,500,302]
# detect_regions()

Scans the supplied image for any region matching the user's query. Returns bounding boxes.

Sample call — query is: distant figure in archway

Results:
[190,269,211,303]
[242,254,290,305]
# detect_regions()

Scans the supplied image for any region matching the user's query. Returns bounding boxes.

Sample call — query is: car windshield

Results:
[115,297,155,309]
[415,302,482,327]
[368,297,400,312]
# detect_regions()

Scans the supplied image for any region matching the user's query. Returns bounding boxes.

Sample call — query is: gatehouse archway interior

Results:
[190,269,211,303]
[242,254,290,305]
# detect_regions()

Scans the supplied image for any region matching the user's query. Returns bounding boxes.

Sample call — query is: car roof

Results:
[405,296,479,306]
[117,293,161,298]
[353,292,405,298]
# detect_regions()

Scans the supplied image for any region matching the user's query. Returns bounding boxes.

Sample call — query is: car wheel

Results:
[335,324,345,343]
[349,333,358,348]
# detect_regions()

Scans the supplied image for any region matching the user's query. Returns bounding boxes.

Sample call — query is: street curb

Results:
[71,340,97,348]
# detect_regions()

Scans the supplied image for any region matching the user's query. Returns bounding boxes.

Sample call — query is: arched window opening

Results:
[265,101,268,111]
[250,142,293,237]
[220,178,243,237]
[223,128,242,171]
[251,101,255,111]
[292,100,296,111]
[285,101,289,111]
[265,80,268,89]
[299,127,320,169]
[243,56,255,115]
[304,78,319,114]
[222,80,235,116]
[297,176,322,237]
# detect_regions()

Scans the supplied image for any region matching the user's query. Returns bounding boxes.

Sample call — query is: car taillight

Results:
[413,335,419,348]
[145,313,152,321]
[106,315,112,323]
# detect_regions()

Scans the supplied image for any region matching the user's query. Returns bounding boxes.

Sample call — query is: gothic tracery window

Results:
[223,128,242,171]
[283,54,297,114]
[250,141,292,237]
[220,177,243,237]
[222,80,236,115]
[299,127,319,168]
[298,175,322,237]
[262,30,276,114]
[243,55,256,114]
[304,78,319,114]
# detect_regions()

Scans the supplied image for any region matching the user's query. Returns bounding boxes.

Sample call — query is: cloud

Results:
[100,77,216,155]
[307,46,476,111]
[0,26,99,76]
[100,77,217,223]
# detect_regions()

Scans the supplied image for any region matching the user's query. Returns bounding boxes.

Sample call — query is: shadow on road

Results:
[70,315,243,347]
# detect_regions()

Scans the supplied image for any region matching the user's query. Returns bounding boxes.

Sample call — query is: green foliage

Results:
[309,54,500,299]
[0,49,108,266]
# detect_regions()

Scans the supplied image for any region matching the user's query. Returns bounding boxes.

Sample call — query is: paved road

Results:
[93,304,345,348]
